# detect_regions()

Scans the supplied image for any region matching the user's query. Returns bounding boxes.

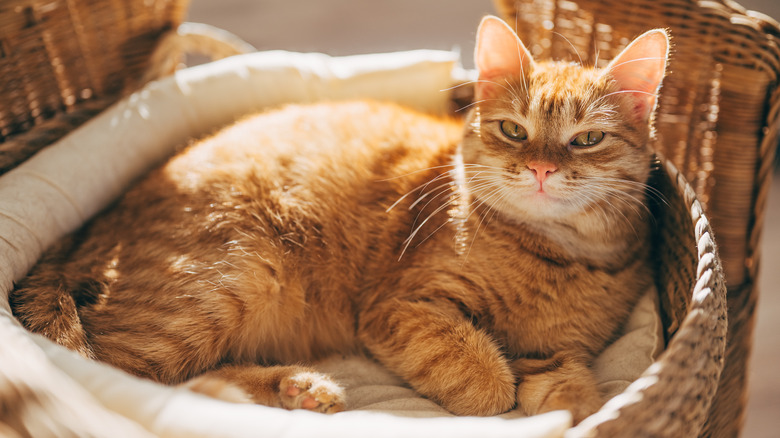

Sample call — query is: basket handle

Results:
[138,22,257,89]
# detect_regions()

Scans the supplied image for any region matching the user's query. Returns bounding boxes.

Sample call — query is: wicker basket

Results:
[0,0,772,436]
[494,0,780,436]
[0,0,192,173]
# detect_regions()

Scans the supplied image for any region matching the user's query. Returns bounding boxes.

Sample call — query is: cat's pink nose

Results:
[527,161,557,185]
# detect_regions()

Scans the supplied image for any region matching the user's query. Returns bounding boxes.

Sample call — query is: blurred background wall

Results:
[187,1,779,436]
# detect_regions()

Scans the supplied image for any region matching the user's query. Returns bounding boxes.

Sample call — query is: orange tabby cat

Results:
[11,17,668,422]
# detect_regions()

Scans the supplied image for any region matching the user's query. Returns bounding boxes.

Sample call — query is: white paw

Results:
[279,371,345,413]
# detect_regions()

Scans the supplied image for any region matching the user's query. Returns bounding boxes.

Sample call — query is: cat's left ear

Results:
[604,29,670,122]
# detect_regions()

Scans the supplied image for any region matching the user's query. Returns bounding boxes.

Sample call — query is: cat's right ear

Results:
[603,29,669,122]
[474,16,534,100]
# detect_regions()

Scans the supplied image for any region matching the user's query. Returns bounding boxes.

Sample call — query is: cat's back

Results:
[102,100,464,264]
[165,101,462,196]
[153,100,465,275]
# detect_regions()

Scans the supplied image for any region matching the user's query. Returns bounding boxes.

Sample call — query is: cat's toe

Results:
[279,371,345,413]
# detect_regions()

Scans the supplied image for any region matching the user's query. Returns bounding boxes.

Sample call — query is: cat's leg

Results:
[358,299,515,416]
[512,353,603,424]
[184,364,345,413]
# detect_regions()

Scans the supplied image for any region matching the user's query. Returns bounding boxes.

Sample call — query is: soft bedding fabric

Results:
[0,50,661,437]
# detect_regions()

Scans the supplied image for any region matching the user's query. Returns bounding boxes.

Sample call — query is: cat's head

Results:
[461,16,668,228]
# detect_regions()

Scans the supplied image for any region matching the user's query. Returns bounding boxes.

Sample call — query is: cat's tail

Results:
[10,284,96,359]
[9,239,96,359]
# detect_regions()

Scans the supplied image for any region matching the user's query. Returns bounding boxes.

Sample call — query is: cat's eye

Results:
[571,131,605,147]
[499,121,528,141]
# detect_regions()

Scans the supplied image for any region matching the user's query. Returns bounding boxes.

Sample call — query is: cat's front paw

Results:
[279,371,346,413]
[440,368,516,416]
[536,382,602,424]
[513,355,603,424]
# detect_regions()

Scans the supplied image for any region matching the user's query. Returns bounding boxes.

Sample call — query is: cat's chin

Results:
[488,202,572,227]
[489,191,580,223]
[520,198,568,219]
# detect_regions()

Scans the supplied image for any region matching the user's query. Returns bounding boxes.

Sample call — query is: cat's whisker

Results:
[552,31,584,67]
[460,166,508,173]
[414,215,457,249]
[467,171,488,184]
[459,170,513,184]
[462,184,511,263]
[443,79,512,96]
[410,184,459,230]
[455,98,496,113]
[401,197,462,260]
[583,107,618,124]
[607,56,666,70]
[439,81,477,93]
[460,165,512,182]
[593,181,661,203]
[478,79,514,95]
[393,165,511,238]
[604,180,668,208]
[416,171,467,199]
[462,163,505,168]
[386,170,454,213]
[575,188,643,237]
[578,176,668,208]
[504,80,526,110]
[461,178,499,191]
[407,174,499,238]
[461,163,507,172]
[508,34,531,98]
[602,190,645,218]
[387,162,511,212]
[574,190,628,229]
[589,89,658,109]
[379,164,456,182]
[410,181,456,212]
[462,171,509,178]
[579,184,648,217]
[407,184,450,211]
[464,180,508,222]
[485,192,509,228]
[591,197,637,238]
[412,175,507,257]
[606,89,658,98]
[601,199,640,238]
[386,190,418,213]
[466,172,511,185]
[516,65,529,97]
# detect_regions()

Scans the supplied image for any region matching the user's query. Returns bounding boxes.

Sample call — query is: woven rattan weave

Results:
[0,0,190,174]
